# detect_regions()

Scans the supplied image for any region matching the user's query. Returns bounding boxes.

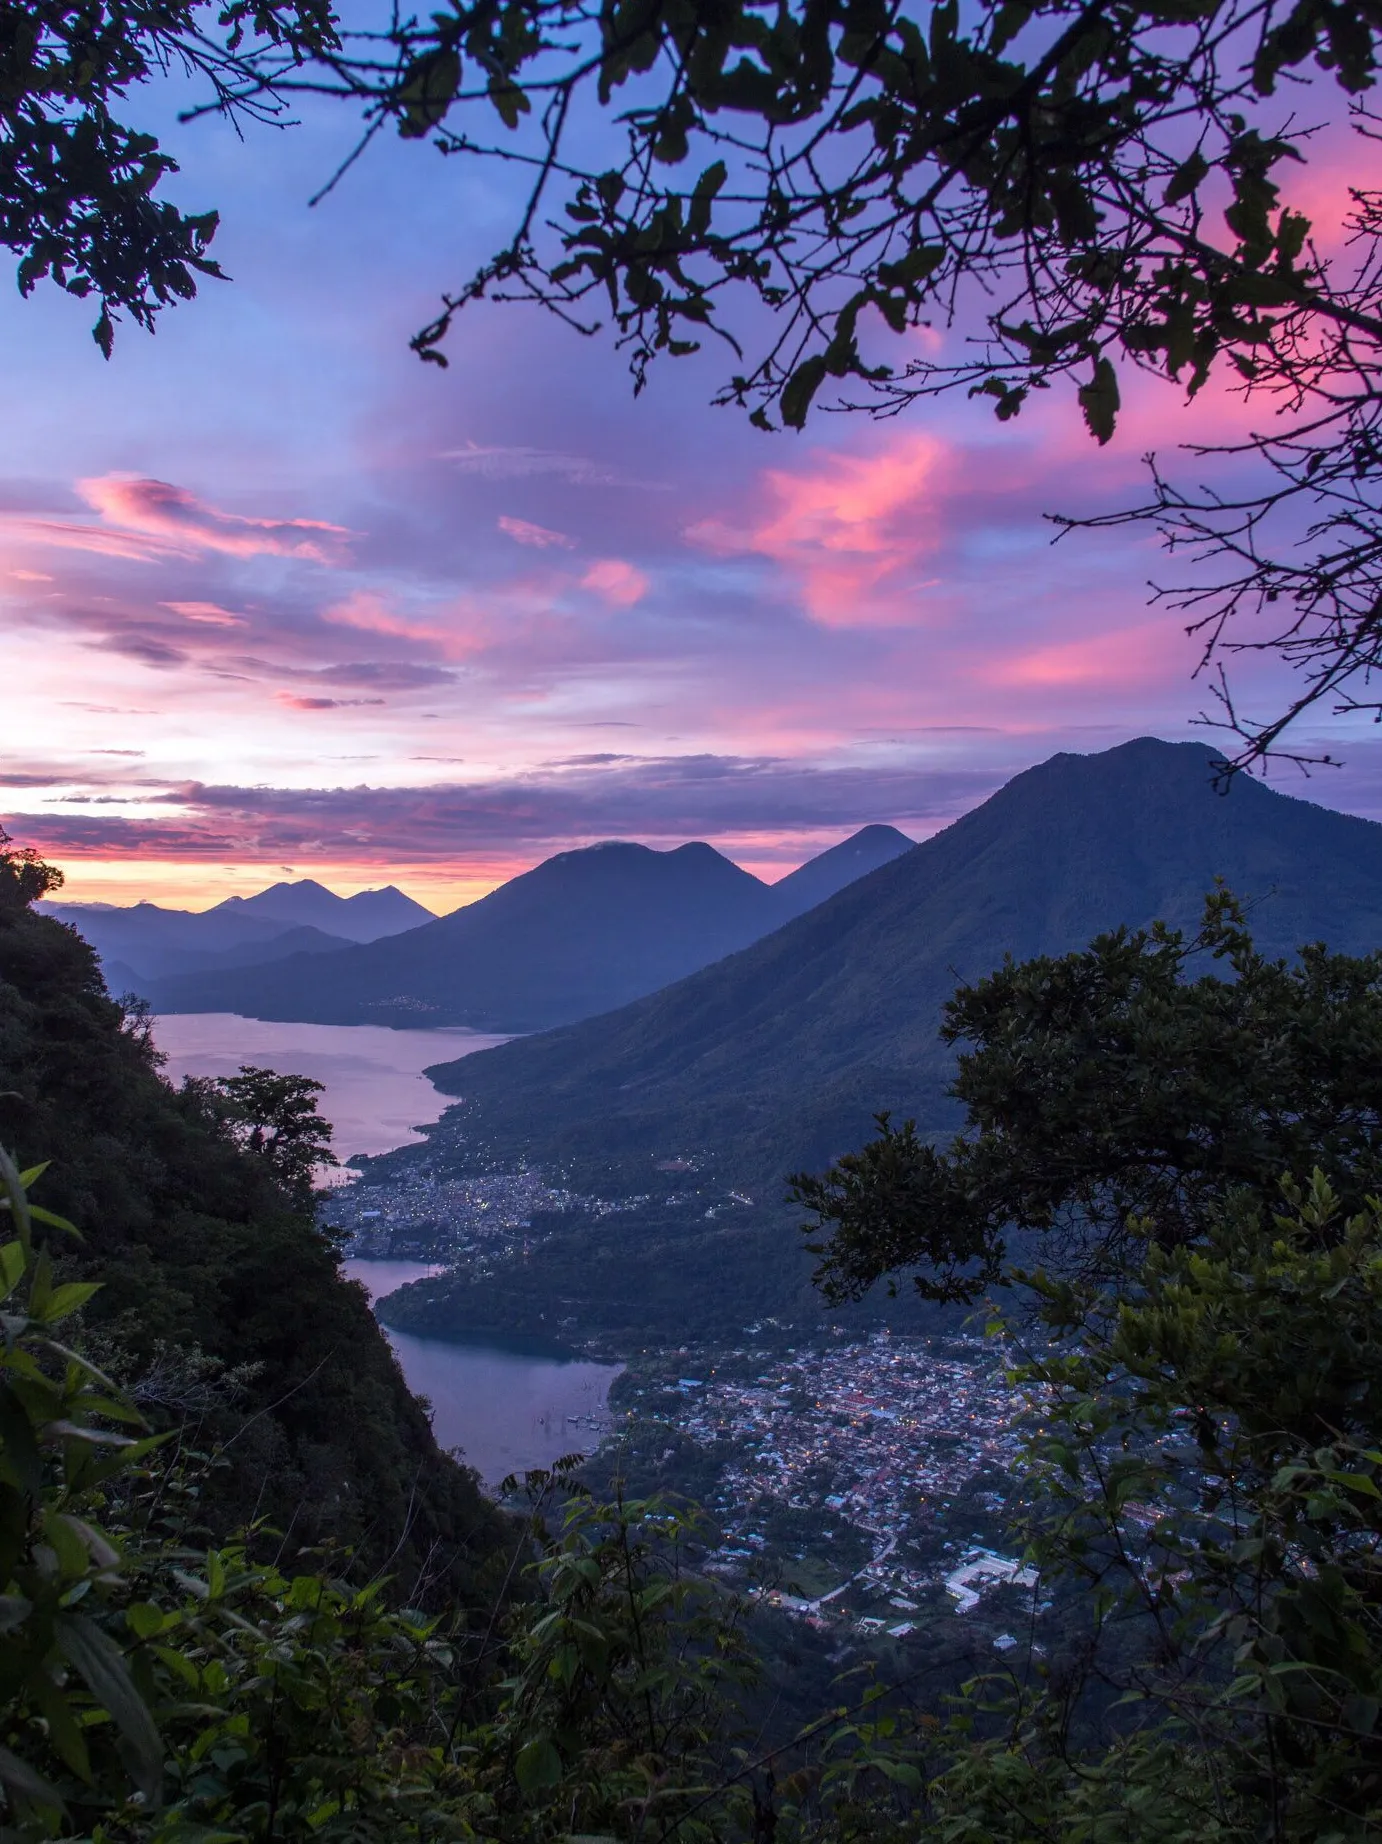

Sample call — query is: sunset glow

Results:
[4,78,1381,913]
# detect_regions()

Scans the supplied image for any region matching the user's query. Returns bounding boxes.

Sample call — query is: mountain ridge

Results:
[208,879,434,941]
[43,878,432,985]
[140,827,917,1031]
[410,738,1382,1190]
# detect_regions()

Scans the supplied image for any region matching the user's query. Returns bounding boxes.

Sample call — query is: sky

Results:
[4,60,1381,912]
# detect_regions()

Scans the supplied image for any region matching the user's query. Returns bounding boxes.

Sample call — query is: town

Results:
[324,1166,600,1263]
[330,1172,1047,1644]
[608,1329,1044,1638]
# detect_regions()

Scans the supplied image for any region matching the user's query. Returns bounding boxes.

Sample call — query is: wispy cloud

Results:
[498,515,575,549]
[443,443,632,486]
[161,601,247,627]
[4,478,353,568]
[3,754,996,864]
[275,693,388,711]
[79,477,351,563]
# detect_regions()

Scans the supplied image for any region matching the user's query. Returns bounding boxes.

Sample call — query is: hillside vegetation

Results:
[5,809,1382,1837]
[372,737,1382,1346]
[0,843,508,1601]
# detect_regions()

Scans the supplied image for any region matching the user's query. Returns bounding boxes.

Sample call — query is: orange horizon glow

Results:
[34,823,943,914]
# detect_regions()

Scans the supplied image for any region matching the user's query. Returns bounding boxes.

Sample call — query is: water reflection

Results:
[150,1014,508,1168]
[345,1259,623,1489]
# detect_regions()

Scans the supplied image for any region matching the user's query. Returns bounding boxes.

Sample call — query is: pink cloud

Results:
[275,693,387,710]
[581,558,649,607]
[985,620,1186,692]
[498,515,575,549]
[2,754,991,865]
[320,589,500,660]
[687,434,949,626]
[76,477,351,563]
[323,591,447,646]
[161,600,246,627]
[5,518,185,563]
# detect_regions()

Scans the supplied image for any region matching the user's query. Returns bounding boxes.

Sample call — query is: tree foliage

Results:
[929,1172,1382,1840]
[793,887,1382,1305]
[0,835,510,1598]
[0,831,62,912]
[12,868,1382,1833]
[790,894,1382,1835]
[1,0,338,352]
[276,0,1382,762]
[0,1149,799,1844]
[14,1127,1382,1840]
[207,1064,338,1208]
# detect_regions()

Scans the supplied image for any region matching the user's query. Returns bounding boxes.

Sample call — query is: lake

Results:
[345,1259,623,1489]
[150,1012,509,1170]
[149,1014,622,1489]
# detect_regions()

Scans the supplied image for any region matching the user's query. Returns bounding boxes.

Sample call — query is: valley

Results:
[280,732,1382,1681]
[63,734,1382,1742]
[10,19,1380,1824]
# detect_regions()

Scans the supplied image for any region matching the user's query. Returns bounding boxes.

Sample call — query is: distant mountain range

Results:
[411,738,1382,1190]
[136,826,916,1030]
[208,880,433,941]
[43,879,434,986]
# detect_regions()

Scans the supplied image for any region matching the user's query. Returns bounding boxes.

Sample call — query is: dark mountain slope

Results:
[163,922,354,973]
[151,841,783,1030]
[0,870,509,1600]
[768,823,914,918]
[416,739,1382,1188]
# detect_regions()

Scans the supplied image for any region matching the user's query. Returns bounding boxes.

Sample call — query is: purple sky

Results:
[3,76,1379,909]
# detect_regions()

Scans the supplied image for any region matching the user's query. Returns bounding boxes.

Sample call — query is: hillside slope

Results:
[44,899,304,970]
[1,870,509,1599]
[768,823,914,916]
[416,739,1382,1186]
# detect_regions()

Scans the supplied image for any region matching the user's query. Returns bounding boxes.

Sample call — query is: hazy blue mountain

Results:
[41,880,412,987]
[413,739,1382,1191]
[148,841,781,1029]
[92,925,354,993]
[146,828,914,1031]
[44,900,293,964]
[208,879,433,942]
[170,923,357,974]
[768,824,914,919]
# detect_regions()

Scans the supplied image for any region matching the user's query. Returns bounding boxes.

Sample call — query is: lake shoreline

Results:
[344,1257,624,1488]
[143,1020,622,1492]
[150,1012,510,1165]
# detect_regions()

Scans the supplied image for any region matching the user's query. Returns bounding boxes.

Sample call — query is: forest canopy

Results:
[0,832,509,1599]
